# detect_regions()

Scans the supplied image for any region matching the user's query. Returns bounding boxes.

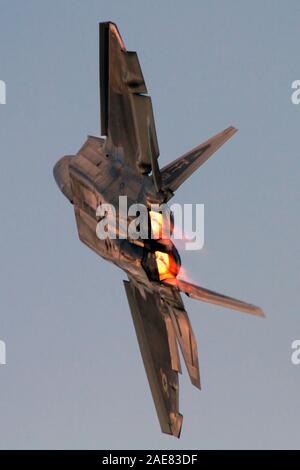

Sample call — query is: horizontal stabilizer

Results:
[161,126,237,194]
[164,278,264,317]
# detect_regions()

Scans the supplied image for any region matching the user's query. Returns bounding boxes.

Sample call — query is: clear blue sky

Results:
[0,0,299,449]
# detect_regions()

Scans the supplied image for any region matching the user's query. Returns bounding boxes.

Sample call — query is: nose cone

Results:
[53,155,73,202]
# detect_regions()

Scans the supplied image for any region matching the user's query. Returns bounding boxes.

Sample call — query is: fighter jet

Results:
[53,22,264,438]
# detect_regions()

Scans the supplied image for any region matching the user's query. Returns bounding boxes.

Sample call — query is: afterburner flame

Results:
[149,211,171,240]
[155,251,178,281]
[150,210,179,281]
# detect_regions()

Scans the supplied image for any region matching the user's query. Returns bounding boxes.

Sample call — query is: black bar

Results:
[0,450,299,465]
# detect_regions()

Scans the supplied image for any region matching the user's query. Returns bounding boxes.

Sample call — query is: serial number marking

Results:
[146,454,198,465]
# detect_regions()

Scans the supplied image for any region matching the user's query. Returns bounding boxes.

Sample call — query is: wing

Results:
[164,278,265,317]
[161,126,237,194]
[123,279,201,437]
[100,22,159,176]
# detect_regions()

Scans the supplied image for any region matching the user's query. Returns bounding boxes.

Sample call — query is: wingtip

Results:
[99,21,125,50]
[226,125,238,135]
[191,376,201,390]
[169,413,183,438]
[235,304,265,318]
[255,307,266,318]
[99,20,116,27]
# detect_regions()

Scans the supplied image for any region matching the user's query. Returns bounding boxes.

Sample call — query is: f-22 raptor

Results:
[54,22,264,437]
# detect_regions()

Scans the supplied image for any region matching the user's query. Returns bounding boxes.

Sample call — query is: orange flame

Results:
[150,211,179,281]
[155,251,178,281]
[149,211,171,240]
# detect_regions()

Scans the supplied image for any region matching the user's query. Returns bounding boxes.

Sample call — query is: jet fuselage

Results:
[54,135,181,291]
